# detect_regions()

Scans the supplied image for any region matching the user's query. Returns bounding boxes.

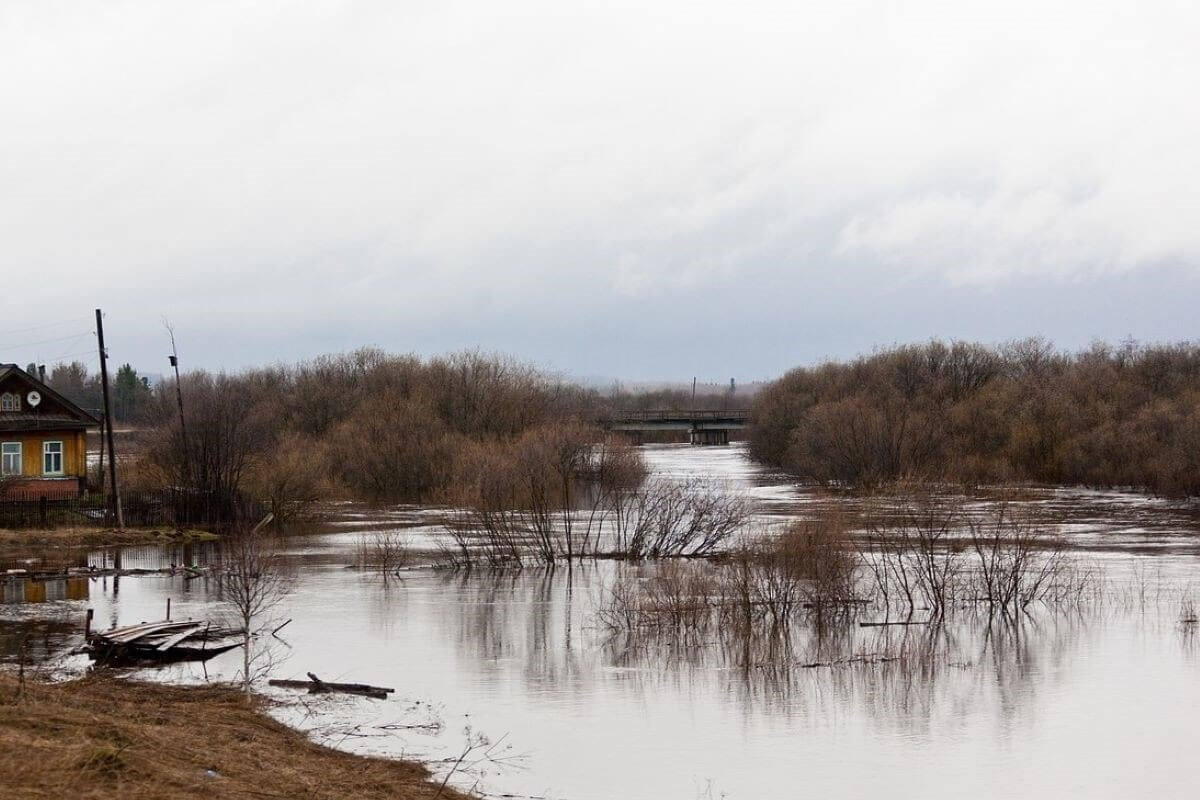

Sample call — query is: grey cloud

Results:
[2,0,1198,378]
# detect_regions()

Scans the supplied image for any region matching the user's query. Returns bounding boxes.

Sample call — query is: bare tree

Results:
[218,516,291,696]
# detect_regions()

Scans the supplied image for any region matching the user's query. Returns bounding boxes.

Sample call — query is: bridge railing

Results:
[599,409,750,423]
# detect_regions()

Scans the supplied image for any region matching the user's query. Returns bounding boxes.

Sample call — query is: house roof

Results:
[0,363,101,432]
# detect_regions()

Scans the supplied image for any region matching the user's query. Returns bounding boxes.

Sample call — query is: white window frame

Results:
[0,393,19,412]
[42,440,64,476]
[1,442,20,476]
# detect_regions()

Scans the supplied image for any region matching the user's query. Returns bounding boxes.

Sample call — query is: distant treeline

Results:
[749,339,1200,497]
[40,361,153,424]
[127,350,588,515]
[108,349,749,522]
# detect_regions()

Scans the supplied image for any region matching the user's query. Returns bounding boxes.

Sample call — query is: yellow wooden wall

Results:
[3,430,88,477]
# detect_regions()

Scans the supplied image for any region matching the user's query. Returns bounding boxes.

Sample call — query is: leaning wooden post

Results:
[95,308,124,529]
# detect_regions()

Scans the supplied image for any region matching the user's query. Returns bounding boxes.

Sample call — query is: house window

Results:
[1,442,20,475]
[43,441,63,475]
[0,393,19,412]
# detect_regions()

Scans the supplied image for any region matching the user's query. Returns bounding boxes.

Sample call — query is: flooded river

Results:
[4,444,1200,799]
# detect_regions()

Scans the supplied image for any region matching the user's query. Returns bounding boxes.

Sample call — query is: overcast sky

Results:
[3,0,1198,382]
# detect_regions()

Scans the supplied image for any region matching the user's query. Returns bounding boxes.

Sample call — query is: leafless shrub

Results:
[600,517,857,636]
[725,517,860,623]
[609,477,752,558]
[575,436,646,555]
[354,530,412,574]
[448,426,649,565]
[965,505,1070,613]
[434,722,524,798]
[860,491,965,616]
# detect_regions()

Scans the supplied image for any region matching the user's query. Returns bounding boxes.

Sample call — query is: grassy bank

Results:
[0,527,218,554]
[0,673,471,799]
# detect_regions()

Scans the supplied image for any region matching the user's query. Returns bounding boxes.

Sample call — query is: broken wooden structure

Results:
[87,619,242,665]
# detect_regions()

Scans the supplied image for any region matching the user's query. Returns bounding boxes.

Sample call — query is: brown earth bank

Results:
[0,673,473,800]
[0,527,218,555]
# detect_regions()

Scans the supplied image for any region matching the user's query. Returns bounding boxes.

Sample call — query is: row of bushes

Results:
[749,339,1200,496]
[599,498,1083,637]
[127,350,616,521]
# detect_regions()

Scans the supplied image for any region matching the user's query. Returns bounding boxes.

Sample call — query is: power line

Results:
[36,347,101,365]
[0,315,94,338]
[5,329,95,350]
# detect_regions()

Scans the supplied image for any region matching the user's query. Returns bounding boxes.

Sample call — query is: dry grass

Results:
[0,673,472,800]
[0,527,217,555]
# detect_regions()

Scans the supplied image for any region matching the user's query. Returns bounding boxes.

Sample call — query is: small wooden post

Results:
[85,608,94,638]
[166,597,171,621]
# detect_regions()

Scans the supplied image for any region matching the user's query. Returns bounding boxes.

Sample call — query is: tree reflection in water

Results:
[408,560,1130,737]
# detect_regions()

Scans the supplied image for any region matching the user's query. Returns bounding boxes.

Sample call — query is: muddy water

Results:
[4,445,1200,799]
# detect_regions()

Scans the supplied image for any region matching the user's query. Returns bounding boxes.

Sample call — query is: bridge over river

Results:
[599,409,749,445]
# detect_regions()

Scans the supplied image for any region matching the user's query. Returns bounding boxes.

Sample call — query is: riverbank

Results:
[0,526,218,554]
[0,673,471,799]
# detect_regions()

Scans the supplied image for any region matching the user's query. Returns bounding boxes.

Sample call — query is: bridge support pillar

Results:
[689,429,729,446]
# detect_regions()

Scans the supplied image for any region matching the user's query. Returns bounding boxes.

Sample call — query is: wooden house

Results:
[0,363,99,499]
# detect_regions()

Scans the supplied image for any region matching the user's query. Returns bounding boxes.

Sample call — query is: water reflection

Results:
[1,444,1199,799]
[1,576,89,605]
[0,616,80,665]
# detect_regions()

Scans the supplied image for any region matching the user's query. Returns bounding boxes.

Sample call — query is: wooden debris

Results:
[2,564,213,584]
[269,673,395,700]
[87,616,241,665]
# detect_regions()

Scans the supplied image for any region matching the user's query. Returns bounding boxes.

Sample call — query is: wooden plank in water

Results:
[97,621,171,639]
[155,625,206,651]
[103,621,195,644]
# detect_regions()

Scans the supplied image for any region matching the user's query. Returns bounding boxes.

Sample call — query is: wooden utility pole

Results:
[95,309,124,529]
[96,416,106,492]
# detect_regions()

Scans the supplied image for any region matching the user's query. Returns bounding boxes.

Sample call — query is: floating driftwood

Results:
[269,672,395,700]
[858,619,929,627]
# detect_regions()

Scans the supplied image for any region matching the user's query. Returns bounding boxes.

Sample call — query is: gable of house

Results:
[0,364,100,433]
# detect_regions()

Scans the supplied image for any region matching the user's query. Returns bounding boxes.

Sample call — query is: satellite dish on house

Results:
[26,391,41,408]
